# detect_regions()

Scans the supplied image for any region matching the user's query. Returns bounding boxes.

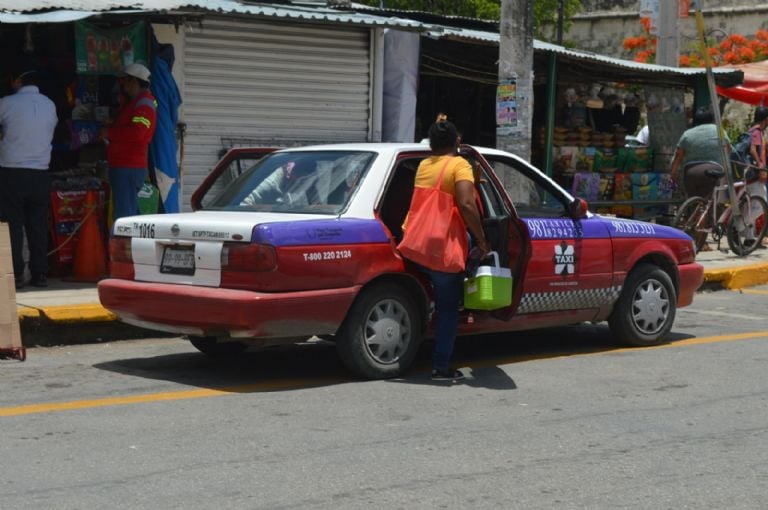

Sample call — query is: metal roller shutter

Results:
[182,17,372,209]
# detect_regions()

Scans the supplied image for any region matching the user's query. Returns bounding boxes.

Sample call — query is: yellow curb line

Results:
[703,263,768,290]
[17,303,116,324]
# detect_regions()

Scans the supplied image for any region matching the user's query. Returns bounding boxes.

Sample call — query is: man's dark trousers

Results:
[0,168,50,278]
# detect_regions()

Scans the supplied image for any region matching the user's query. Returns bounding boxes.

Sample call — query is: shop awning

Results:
[716,61,768,105]
[0,1,429,30]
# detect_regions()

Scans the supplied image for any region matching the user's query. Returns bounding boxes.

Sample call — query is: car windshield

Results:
[205,151,376,214]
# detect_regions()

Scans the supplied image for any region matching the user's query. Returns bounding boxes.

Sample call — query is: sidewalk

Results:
[11,245,768,346]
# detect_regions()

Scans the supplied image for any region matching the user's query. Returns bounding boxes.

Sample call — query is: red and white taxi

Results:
[98,144,703,379]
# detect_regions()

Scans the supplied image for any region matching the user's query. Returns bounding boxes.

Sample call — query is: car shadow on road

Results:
[92,325,695,394]
[93,339,358,393]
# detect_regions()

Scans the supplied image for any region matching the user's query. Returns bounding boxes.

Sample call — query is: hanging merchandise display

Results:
[74,21,148,75]
[544,82,685,221]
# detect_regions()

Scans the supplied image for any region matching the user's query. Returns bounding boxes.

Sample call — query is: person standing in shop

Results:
[100,63,157,221]
[0,70,58,289]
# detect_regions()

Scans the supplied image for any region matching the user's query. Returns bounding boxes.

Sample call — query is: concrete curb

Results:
[701,262,768,290]
[16,303,159,347]
[18,303,116,323]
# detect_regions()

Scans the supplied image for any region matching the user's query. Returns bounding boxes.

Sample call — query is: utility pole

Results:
[497,0,534,168]
[656,0,679,67]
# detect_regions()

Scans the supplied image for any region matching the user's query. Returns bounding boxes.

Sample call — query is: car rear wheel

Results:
[336,283,423,379]
[608,263,676,347]
[188,336,248,357]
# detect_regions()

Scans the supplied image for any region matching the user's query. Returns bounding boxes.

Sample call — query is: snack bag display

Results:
[572,172,600,201]
[631,172,658,201]
[613,173,633,201]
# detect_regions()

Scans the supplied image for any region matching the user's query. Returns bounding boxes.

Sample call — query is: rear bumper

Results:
[677,262,704,308]
[98,279,361,338]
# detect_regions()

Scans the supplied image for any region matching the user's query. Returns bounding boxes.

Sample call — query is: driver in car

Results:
[240,161,309,206]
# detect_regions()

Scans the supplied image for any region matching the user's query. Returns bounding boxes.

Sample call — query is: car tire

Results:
[608,263,677,347]
[336,283,423,379]
[188,336,248,357]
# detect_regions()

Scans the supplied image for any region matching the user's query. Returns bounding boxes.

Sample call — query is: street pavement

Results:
[10,242,768,347]
[2,287,768,509]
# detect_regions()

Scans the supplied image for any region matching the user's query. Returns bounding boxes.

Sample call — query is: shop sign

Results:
[75,21,147,75]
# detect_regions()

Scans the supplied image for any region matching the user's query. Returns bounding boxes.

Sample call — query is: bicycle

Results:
[673,161,768,256]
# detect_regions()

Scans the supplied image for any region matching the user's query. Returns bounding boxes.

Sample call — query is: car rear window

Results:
[205,151,376,214]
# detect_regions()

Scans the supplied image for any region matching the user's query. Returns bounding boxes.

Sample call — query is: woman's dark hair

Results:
[693,106,715,126]
[754,106,768,123]
[428,120,459,152]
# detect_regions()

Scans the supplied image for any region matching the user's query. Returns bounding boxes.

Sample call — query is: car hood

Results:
[112,211,330,242]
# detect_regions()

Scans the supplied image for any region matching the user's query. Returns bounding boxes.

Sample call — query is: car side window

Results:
[379,157,420,241]
[460,155,507,219]
[488,159,566,218]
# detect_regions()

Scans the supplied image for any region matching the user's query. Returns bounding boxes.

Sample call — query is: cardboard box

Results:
[0,223,12,275]
[0,227,22,352]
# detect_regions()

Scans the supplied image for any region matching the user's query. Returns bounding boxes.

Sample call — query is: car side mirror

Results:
[570,197,589,219]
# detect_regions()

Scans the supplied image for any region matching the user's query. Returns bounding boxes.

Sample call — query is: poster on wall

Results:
[75,21,147,75]
[496,78,518,136]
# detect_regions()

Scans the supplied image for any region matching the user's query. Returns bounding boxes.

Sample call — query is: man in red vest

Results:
[100,63,157,221]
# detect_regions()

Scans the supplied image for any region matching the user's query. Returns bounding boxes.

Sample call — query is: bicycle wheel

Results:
[727,194,768,256]
[673,196,710,253]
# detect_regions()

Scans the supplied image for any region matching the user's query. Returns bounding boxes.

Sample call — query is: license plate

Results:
[160,245,195,275]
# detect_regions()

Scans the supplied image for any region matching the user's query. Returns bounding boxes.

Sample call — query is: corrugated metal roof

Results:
[0,1,427,30]
[428,26,743,83]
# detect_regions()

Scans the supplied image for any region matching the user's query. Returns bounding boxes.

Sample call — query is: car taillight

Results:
[221,243,276,272]
[220,243,277,290]
[108,236,134,279]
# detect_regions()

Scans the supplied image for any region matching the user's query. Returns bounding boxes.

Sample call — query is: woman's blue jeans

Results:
[422,267,464,371]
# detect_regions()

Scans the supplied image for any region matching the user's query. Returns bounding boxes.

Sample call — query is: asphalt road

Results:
[2,286,768,510]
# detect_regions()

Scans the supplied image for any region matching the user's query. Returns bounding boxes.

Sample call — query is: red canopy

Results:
[717,61,768,105]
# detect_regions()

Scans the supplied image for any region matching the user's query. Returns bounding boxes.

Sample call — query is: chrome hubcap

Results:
[632,278,670,335]
[363,299,411,364]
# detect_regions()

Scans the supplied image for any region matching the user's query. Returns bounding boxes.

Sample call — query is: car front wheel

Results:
[336,283,423,379]
[608,263,677,347]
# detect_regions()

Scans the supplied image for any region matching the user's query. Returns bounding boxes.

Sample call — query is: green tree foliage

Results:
[355,1,582,41]
[355,1,500,19]
[532,0,582,40]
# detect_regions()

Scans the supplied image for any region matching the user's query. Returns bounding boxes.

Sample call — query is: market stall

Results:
[0,17,171,276]
[531,41,742,222]
[408,20,744,222]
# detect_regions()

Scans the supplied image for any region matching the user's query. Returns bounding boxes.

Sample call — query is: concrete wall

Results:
[567,2,768,58]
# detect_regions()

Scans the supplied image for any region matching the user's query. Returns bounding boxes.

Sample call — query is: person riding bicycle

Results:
[670,106,730,199]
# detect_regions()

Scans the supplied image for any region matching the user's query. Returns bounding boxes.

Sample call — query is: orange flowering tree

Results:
[622,18,656,63]
[623,20,768,67]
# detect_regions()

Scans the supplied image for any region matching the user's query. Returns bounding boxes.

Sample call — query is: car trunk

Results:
[112,211,322,288]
